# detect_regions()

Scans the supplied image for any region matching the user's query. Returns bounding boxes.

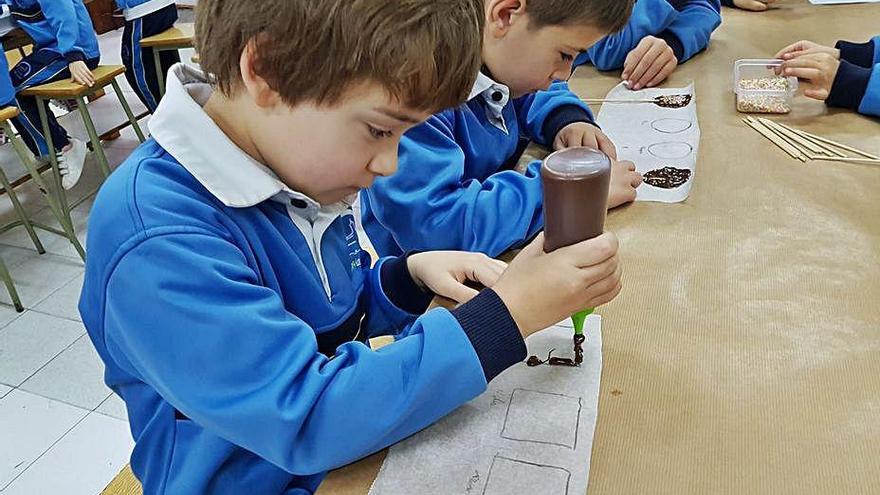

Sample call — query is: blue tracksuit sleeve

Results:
[514,81,596,145]
[577,0,720,69]
[103,233,525,474]
[362,255,434,337]
[861,65,880,117]
[578,0,678,70]
[365,118,546,257]
[656,0,721,63]
[38,0,84,61]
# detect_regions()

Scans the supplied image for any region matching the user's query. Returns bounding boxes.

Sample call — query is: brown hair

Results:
[526,0,634,33]
[195,0,484,113]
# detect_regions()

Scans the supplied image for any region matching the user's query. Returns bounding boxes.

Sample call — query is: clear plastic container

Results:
[733,59,798,114]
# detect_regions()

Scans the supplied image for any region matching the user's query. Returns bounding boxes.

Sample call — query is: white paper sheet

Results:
[369,315,603,495]
[597,82,700,203]
[809,0,880,5]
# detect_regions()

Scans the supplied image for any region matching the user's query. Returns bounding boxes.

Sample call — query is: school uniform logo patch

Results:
[345,217,362,270]
[12,62,31,80]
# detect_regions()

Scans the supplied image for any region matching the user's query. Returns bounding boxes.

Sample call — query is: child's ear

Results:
[239,38,281,109]
[486,0,527,39]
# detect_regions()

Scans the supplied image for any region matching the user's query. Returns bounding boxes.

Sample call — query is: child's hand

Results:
[554,122,618,159]
[781,52,840,101]
[407,251,508,304]
[69,61,95,87]
[733,0,777,11]
[621,36,678,90]
[775,40,839,61]
[492,233,622,337]
[608,160,642,209]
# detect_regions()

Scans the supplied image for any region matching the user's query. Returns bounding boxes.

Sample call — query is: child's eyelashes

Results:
[367,124,394,140]
[560,52,574,62]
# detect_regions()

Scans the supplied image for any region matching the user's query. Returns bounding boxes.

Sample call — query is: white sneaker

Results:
[57,138,87,190]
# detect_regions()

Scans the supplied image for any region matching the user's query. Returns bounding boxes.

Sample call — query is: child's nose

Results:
[369,147,399,177]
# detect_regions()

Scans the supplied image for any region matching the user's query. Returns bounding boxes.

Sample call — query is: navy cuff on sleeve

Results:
[721,0,735,6]
[451,289,526,382]
[657,30,685,62]
[65,51,86,63]
[836,39,876,68]
[826,59,871,112]
[380,255,434,315]
[542,105,597,145]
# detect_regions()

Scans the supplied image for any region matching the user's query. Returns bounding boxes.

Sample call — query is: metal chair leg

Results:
[154,48,166,97]
[0,166,45,255]
[6,118,86,261]
[76,96,111,178]
[0,256,24,312]
[112,79,146,142]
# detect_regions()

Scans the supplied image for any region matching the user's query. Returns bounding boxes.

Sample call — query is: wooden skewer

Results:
[746,117,808,162]
[794,128,879,160]
[809,156,880,166]
[743,117,806,162]
[757,119,812,162]
[758,119,826,156]
[581,98,657,103]
[774,122,846,158]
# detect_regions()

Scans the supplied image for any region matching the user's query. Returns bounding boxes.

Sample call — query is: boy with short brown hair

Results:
[361,0,643,258]
[78,0,623,492]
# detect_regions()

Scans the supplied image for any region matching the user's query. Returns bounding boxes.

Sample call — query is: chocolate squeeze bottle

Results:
[541,147,612,357]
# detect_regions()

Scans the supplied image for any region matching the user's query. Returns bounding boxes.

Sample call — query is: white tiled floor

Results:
[0,26,168,494]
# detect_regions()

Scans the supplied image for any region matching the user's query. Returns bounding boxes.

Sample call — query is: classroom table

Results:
[318,1,880,494]
[138,23,194,97]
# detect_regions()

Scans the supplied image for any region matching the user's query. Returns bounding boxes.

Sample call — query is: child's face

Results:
[483,10,605,98]
[252,84,430,205]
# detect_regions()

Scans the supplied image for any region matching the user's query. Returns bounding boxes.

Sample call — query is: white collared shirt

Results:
[149,64,349,298]
[467,71,511,134]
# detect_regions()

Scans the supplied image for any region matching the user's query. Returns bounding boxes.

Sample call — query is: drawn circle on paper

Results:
[647,142,693,159]
[651,118,693,134]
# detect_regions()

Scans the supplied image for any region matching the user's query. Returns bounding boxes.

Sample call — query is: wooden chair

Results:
[140,23,195,96]
[19,65,146,258]
[0,106,85,309]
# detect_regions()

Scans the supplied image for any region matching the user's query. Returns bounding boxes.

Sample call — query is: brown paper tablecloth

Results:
[319,1,880,494]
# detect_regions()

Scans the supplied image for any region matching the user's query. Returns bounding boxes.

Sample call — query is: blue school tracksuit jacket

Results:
[361,73,596,257]
[5,0,99,62]
[78,64,526,494]
[827,36,880,118]
[574,0,721,70]
[0,43,13,106]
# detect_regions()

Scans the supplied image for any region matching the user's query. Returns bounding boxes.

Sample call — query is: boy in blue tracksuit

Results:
[777,37,880,119]
[574,0,721,90]
[115,0,179,111]
[77,1,623,492]
[361,0,643,259]
[4,0,99,189]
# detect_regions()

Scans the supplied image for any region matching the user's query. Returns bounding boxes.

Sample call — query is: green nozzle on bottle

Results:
[571,308,593,335]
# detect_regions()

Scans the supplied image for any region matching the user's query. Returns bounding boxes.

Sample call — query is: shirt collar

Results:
[148,63,325,210]
[467,70,511,133]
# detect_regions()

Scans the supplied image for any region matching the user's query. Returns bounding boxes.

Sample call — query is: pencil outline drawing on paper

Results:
[367,320,603,495]
[500,388,583,449]
[481,454,572,495]
[646,141,694,160]
[650,118,693,134]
